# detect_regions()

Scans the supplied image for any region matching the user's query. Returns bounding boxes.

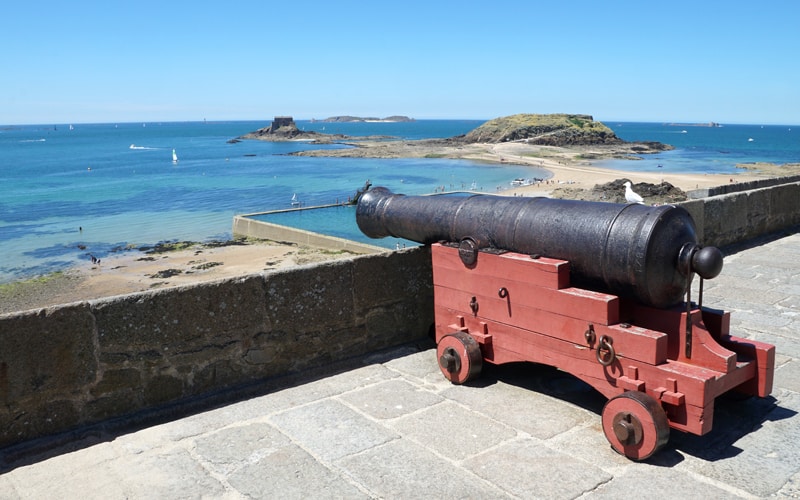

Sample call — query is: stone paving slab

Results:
[0,232,798,498]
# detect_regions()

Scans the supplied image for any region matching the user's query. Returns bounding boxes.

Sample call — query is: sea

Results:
[1,119,798,284]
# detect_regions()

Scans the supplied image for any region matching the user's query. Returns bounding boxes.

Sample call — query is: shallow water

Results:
[0,120,543,282]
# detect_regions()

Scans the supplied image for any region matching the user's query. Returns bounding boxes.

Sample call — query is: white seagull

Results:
[624,181,644,204]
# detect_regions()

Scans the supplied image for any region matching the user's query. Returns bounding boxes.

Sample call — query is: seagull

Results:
[624,181,644,204]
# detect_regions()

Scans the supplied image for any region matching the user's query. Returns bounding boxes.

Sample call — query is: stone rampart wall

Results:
[0,249,433,450]
[680,179,800,247]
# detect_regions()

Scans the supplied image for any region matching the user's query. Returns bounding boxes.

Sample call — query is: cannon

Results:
[357,187,775,460]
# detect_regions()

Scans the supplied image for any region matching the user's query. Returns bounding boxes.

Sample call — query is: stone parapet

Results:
[688,174,800,199]
[0,248,433,449]
[681,179,800,247]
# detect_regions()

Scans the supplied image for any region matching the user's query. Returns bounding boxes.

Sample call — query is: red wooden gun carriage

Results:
[358,187,774,460]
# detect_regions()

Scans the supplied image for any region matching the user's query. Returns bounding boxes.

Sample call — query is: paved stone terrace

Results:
[1,232,798,498]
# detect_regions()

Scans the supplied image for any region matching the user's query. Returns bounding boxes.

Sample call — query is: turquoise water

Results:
[603,122,799,173]
[251,205,417,250]
[1,119,797,283]
[0,120,538,282]
[251,192,475,251]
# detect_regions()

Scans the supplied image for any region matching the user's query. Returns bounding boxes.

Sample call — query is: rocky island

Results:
[311,115,414,123]
[234,115,393,143]
[236,113,789,205]
[235,113,697,204]
[239,113,671,156]
[234,116,347,143]
[461,113,623,145]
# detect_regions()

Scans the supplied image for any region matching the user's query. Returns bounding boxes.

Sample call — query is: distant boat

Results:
[471,180,477,190]
[69,124,74,131]
[291,193,301,206]
[172,149,178,163]
[748,138,754,142]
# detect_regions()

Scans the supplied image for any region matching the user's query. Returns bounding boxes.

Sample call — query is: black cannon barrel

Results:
[356,187,723,308]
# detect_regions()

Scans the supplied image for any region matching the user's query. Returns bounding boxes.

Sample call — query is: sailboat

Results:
[172,149,178,163]
[291,193,301,206]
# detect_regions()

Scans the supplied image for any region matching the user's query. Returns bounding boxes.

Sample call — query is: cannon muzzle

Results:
[356,187,722,308]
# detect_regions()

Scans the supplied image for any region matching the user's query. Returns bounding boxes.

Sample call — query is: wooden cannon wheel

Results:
[601,391,670,460]
[437,332,483,384]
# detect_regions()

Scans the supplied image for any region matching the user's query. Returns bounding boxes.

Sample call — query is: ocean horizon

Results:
[1,119,798,284]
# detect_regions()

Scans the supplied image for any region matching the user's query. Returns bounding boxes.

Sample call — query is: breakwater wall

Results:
[0,249,432,451]
[231,214,384,255]
[1,179,798,452]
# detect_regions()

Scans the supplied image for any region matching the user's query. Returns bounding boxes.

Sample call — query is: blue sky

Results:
[2,1,798,125]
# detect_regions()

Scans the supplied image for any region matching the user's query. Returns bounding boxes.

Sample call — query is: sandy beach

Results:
[416,141,773,191]
[294,138,795,195]
[0,241,357,315]
[3,139,796,314]
[486,142,755,194]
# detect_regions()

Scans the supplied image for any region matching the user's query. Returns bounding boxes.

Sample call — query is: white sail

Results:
[172,149,178,163]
